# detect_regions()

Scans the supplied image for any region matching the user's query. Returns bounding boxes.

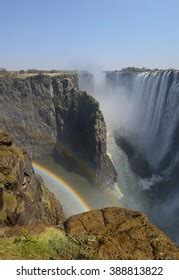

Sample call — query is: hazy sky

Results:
[1,0,179,70]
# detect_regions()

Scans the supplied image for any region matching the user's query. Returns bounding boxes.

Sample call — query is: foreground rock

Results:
[65,207,179,260]
[0,73,116,187]
[0,130,64,227]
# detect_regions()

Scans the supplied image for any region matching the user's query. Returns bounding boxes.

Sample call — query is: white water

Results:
[107,131,145,212]
[122,71,179,179]
[91,70,179,243]
[93,72,145,212]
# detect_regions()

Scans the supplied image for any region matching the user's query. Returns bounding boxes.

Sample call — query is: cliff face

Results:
[0,73,77,158]
[53,84,117,186]
[114,130,154,178]
[0,73,116,187]
[65,207,179,260]
[0,130,64,227]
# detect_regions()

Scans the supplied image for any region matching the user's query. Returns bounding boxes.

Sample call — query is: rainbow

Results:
[33,162,91,212]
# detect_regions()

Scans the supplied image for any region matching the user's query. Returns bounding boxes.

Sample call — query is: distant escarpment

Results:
[65,207,179,260]
[0,130,64,226]
[0,73,116,187]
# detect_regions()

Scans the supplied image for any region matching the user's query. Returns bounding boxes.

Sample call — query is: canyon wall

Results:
[0,73,116,187]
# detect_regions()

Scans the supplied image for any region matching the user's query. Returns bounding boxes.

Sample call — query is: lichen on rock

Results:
[0,130,65,227]
[65,207,179,260]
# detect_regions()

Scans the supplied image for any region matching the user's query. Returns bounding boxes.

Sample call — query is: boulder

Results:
[65,207,179,260]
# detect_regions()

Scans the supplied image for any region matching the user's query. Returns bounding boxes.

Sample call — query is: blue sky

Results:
[0,0,179,70]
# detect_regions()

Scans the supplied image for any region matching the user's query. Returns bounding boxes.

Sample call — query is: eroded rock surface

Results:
[53,86,117,186]
[0,74,78,158]
[65,207,179,260]
[0,130,64,227]
[0,73,116,187]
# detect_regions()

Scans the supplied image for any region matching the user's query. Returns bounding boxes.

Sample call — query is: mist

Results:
[35,155,121,218]
[93,71,131,130]
[85,69,179,244]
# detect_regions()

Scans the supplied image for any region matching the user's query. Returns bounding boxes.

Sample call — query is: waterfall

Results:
[98,69,179,243]
[124,71,179,182]
[92,69,179,186]
[105,70,136,94]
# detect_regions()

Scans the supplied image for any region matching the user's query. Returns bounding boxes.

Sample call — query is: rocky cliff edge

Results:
[65,207,179,260]
[0,130,64,227]
[0,73,117,188]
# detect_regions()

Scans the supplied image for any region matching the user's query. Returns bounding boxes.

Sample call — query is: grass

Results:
[0,227,96,260]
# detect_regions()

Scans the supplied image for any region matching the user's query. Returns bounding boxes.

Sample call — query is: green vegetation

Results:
[0,146,23,189]
[0,191,17,223]
[0,227,96,260]
[121,67,177,72]
[121,67,152,72]
[3,191,17,213]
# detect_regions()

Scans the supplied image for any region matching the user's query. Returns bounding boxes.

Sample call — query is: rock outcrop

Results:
[65,207,179,260]
[114,130,154,178]
[53,86,117,186]
[0,73,116,187]
[0,130,64,227]
[0,73,77,158]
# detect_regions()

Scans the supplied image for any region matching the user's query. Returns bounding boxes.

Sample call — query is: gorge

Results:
[0,72,116,189]
[0,68,179,253]
[0,71,119,218]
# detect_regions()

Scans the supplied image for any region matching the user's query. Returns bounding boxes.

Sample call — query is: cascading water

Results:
[107,130,146,212]
[92,69,179,244]
[127,71,179,182]
[126,70,179,243]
